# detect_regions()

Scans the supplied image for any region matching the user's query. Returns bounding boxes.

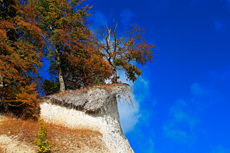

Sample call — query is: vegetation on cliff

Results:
[0,115,108,152]
[0,0,154,119]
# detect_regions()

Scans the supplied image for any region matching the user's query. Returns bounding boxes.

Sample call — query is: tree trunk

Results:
[0,75,3,105]
[0,75,3,88]
[56,46,65,92]
[112,68,118,84]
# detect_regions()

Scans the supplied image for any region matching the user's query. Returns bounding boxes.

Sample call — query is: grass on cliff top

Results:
[0,115,108,152]
[50,83,129,96]
[0,145,4,153]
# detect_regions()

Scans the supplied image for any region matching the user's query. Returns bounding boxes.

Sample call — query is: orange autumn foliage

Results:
[0,0,43,119]
[94,23,155,83]
[34,0,112,91]
[14,83,40,119]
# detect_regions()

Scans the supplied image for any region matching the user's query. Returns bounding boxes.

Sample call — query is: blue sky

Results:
[40,0,230,152]
[80,0,230,153]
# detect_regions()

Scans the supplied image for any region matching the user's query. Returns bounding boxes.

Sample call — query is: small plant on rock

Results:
[34,120,59,153]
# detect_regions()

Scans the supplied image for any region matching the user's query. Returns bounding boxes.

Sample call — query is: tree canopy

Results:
[94,22,155,83]
[34,0,112,92]
[0,0,154,119]
[0,0,43,119]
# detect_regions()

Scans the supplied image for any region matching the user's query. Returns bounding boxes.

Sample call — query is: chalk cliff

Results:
[40,84,134,153]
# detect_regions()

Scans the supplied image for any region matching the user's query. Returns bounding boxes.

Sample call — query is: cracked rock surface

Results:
[40,84,134,153]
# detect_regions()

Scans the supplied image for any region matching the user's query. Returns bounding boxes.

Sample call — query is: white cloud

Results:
[213,19,223,31]
[213,19,228,31]
[208,68,230,81]
[118,97,141,133]
[89,10,108,27]
[212,145,230,153]
[117,72,151,133]
[227,0,230,6]
[163,82,222,144]
[116,71,158,152]
[164,82,223,144]
[145,138,155,153]
[163,99,199,144]
[190,83,205,95]
[120,9,134,26]
[190,83,222,110]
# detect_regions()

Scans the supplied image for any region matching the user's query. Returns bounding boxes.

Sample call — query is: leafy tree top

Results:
[94,22,155,83]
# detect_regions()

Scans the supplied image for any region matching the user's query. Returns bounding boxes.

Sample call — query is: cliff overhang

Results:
[40,83,134,153]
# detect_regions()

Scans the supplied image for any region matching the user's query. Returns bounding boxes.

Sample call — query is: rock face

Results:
[40,84,134,153]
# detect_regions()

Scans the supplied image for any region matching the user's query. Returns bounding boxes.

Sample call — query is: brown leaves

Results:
[0,0,43,119]
[0,1,43,83]
[33,0,112,90]
[94,23,155,83]
[15,83,40,119]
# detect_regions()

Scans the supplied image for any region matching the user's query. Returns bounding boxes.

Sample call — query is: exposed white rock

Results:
[0,135,36,153]
[40,84,134,153]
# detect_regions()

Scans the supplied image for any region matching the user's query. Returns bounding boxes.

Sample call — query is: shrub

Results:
[42,79,60,96]
[15,83,40,120]
[34,120,59,153]
[1,83,40,120]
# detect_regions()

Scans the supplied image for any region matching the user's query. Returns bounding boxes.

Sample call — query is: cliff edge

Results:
[40,84,134,153]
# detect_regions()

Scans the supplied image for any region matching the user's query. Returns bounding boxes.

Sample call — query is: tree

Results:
[47,32,112,91]
[0,0,43,119]
[0,0,43,86]
[34,0,112,92]
[94,22,155,83]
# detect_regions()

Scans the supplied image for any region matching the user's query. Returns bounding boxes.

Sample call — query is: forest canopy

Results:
[0,0,154,119]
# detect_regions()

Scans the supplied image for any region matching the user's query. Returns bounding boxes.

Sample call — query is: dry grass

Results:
[0,145,5,153]
[50,83,128,96]
[0,115,108,152]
